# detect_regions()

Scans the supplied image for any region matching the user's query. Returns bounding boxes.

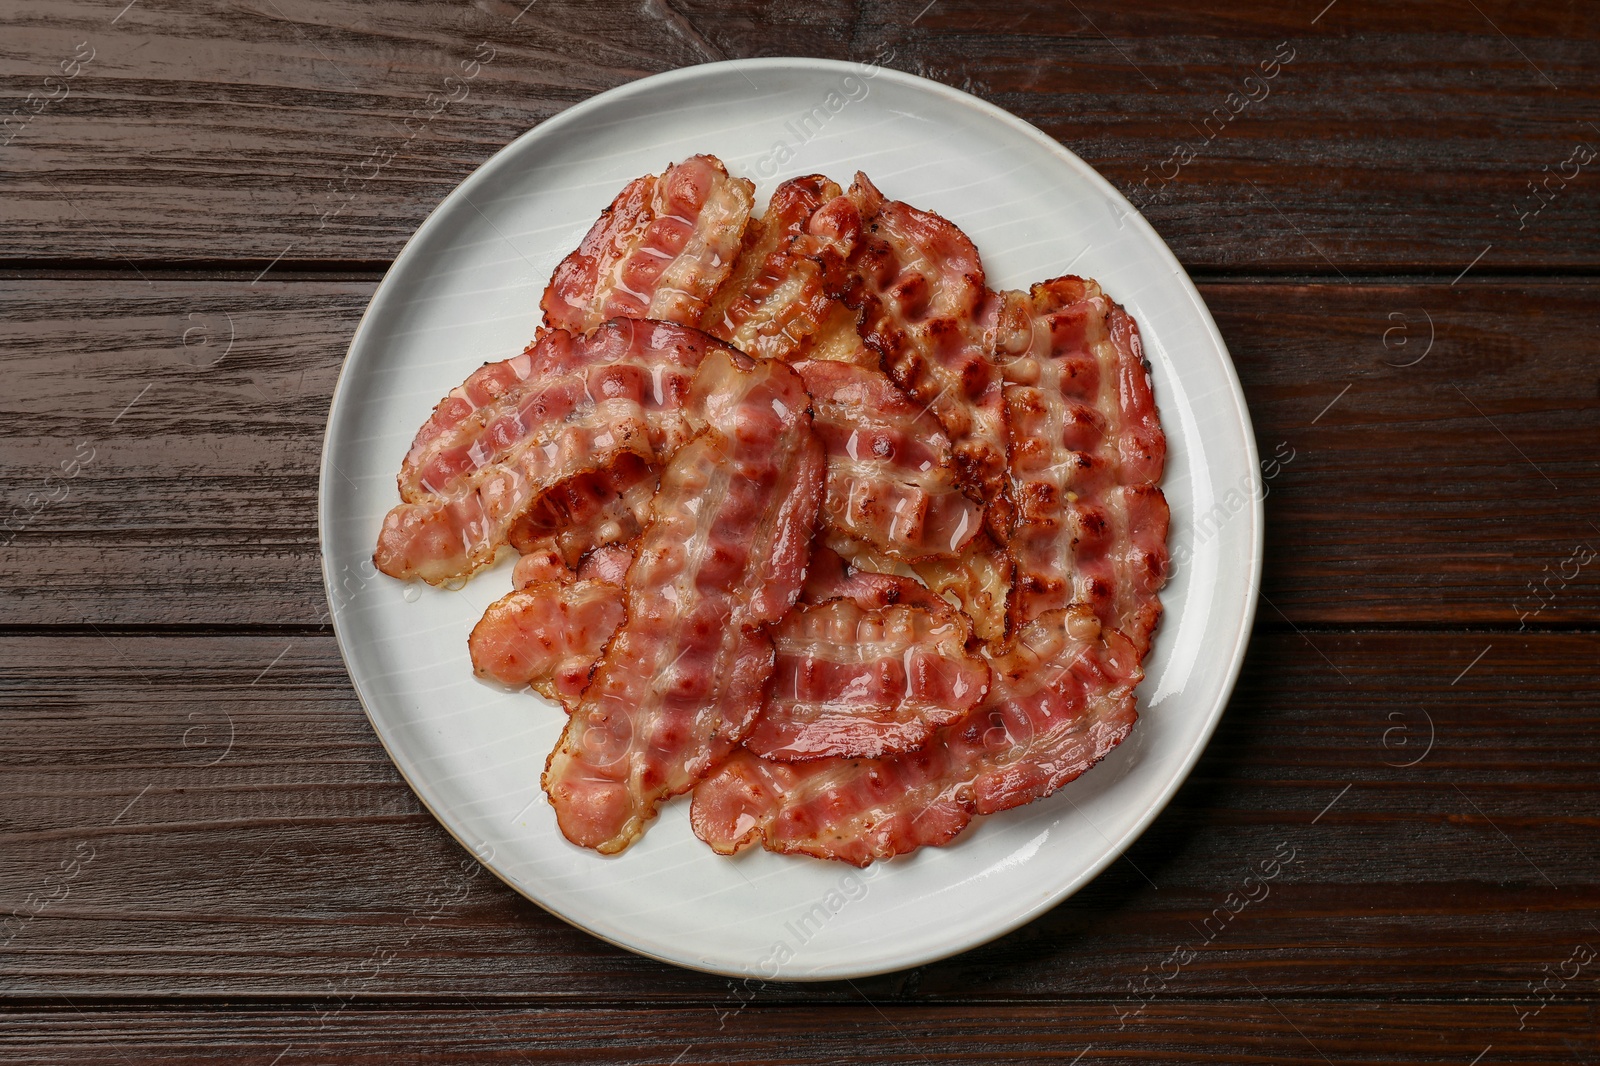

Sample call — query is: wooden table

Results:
[4,2,1597,1061]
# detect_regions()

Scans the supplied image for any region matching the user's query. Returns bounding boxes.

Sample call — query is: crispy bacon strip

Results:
[692,607,1141,866]
[543,351,825,854]
[796,191,879,367]
[473,544,637,712]
[510,544,572,590]
[575,543,635,586]
[541,155,755,335]
[374,320,734,584]
[800,543,948,615]
[804,304,879,366]
[911,533,1015,649]
[395,331,578,505]
[996,277,1169,653]
[830,173,1012,531]
[798,540,852,602]
[702,174,881,367]
[816,529,918,580]
[701,175,845,361]
[795,358,982,562]
[506,453,656,568]
[742,597,988,762]
[470,578,628,710]
[818,526,1015,649]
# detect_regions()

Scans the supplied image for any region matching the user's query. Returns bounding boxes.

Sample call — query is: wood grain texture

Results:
[2,278,1595,627]
[0,0,1597,270]
[1,630,1594,1001]
[0,1003,1593,1064]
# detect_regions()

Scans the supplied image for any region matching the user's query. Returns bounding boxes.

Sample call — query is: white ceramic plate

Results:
[320,57,1262,980]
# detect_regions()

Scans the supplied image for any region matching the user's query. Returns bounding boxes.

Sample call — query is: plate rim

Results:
[318,55,1265,980]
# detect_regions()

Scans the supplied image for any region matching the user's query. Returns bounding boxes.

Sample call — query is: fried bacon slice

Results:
[702,175,845,361]
[691,607,1141,866]
[829,173,1012,531]
[470,578,628,710]
[701,173,886,367]
[541,155,755,335]
[512,542,634,591]
[472,545,637,712]
[374,320,734,584]
[800,543,947,614]
[995,277,1169,654]
[573,543,635,586]
[510,544,572,590]
[795,358,982,562]
[506,453,656,568]
[911,533,1015,650]
[742,596,989,762]
[542,350,825,854]
[817,527,1015,650]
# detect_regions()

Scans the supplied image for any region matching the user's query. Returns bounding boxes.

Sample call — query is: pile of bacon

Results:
[373,155,1169,866]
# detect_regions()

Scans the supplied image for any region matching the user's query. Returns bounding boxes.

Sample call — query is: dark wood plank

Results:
[3,278,1596,626]
[1,1,1597,270]
[0,278,352,629]
[1222,277,1600,624]
[0,1002,1593,1064]
[1,630,1595,1001]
